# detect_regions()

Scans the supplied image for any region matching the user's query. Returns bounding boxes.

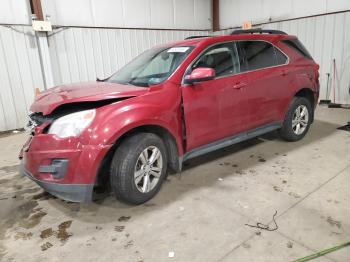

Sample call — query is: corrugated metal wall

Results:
[0,25,44,132]
[219,11,350,104]
[41,0,212,30]
[219,0,350,29]
[48,28,209,85]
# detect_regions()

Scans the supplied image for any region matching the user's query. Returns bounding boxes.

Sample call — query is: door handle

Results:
[233,82,247,89]
[281,70,288,76]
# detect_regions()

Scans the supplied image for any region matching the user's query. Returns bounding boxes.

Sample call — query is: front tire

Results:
[110,133,168,204]
[279,97,312,141]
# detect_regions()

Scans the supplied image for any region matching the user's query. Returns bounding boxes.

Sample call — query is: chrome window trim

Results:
[181,39,290,85]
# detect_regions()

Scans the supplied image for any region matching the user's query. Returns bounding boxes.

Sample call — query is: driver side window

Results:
[192,42,240,77]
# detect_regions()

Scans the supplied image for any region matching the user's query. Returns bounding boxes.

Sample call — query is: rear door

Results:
[237,40,289,129]
[181,42,248,151]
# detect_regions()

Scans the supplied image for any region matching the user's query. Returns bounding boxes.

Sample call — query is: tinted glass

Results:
[192,43,240,77]
[275,47,288,65]
[282,39,313,60]
[238,41,276,71]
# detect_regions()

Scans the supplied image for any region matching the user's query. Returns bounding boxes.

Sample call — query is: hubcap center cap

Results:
[144,165,151,173]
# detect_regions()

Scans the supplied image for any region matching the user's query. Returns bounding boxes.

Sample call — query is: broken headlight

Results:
[48,109,96,138]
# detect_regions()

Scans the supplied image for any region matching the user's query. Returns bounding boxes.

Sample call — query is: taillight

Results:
[314,64,320,79]
[314,64,320,90]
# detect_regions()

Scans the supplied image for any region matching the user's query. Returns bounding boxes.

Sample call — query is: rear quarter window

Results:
[275,47,288,65]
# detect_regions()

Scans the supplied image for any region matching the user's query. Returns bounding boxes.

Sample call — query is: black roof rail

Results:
[185,35,210,40]
[231,28,287,35]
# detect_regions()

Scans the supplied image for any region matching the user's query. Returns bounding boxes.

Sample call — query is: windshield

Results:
[107,46,194,87]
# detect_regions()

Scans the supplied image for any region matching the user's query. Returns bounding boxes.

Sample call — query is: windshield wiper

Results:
[128,78,149,88]
[97,76,111,82]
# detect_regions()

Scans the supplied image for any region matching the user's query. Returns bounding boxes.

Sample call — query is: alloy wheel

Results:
[134,146,163,193]
[292,105,309,135]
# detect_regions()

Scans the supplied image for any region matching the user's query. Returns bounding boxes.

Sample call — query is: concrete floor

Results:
[0,106,349,262]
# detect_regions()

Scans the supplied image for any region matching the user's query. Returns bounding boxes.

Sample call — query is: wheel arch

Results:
[94,124,182,191]
[294,88,315,107]
[294,87,315,122]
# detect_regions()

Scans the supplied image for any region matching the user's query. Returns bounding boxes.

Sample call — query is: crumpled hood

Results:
[30,81,148,115]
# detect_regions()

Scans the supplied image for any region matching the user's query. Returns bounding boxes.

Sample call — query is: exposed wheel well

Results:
[294,88,315,121]
[94,125,180,191]
[295,88,315,108]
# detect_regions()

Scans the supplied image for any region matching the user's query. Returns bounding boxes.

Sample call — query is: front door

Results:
[181,42,248,152]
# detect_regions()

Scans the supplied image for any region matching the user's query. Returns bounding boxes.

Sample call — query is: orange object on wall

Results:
[242,21,252,29]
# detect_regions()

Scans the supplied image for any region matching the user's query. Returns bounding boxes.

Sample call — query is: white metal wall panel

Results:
[0,26,44,131]
[151,0,174,28]
[92,0,125,27]
[327,0,350,13]
[41,0,211,30]
[220,0,350,29]
[194,0,212,29]
[48,27,208,85]
[124,0,152,28]
[0,0,31,25]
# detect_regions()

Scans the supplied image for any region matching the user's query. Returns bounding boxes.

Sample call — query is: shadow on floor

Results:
[182,119,338,170]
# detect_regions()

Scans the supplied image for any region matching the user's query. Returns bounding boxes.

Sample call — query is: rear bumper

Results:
[20,164,94,202]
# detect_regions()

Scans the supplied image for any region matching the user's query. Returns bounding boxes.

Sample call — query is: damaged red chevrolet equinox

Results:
[20,29,319,204]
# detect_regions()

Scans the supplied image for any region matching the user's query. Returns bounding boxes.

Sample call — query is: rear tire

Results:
[279,97,312,141]
[110,133,168,204]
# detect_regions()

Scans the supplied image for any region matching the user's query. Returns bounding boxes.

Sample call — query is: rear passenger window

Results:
[238,41,276,71]
[238,41,287,72]
[192,42,240,77]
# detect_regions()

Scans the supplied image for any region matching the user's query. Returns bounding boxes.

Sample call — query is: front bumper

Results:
[20,133,112,202]
[21,164,94,202]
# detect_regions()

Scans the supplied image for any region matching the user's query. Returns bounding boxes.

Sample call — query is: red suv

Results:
[20,29,319,204]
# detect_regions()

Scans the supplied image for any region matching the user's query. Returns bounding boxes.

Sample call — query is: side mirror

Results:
[184,68,215,84]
